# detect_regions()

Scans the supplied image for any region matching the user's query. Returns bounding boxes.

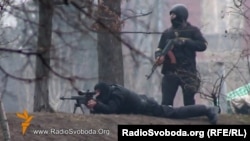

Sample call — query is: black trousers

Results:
[161,71,200,106]
[158,104,209,119]
[139,96,208,119]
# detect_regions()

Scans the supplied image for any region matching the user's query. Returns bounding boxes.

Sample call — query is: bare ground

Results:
[1,112,250,141]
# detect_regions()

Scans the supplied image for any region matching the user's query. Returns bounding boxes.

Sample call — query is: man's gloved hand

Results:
[154,49,165,66]
[173,38,186,46]
[155,56,165,66]
[155,50,162,59]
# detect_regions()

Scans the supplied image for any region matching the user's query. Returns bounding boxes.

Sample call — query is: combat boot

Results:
[207,107,218,125]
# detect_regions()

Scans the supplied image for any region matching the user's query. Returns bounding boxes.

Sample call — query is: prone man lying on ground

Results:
[86,82,219,125]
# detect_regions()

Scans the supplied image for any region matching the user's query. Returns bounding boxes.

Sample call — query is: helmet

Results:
[169,4,189,21]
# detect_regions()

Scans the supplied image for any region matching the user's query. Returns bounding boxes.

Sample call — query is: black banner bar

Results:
[118,125,250,141]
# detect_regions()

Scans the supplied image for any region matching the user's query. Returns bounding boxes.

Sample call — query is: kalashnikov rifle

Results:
[146,39,175,79]
[146,38,190,80]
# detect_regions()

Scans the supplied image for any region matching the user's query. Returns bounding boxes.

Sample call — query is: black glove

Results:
[184,39,196,46]
[154,50,162,59]
[173,38,186,46]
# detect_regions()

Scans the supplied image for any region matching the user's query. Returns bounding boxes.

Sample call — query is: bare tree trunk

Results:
[0,99,10,141]
[97,0,124,86]
[34,0,54,112]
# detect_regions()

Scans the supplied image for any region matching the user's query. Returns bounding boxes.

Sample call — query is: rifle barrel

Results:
[60,96,87,100]
[60,97,73,100]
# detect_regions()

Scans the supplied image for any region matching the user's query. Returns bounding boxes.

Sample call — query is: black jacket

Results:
[92,85,159,115]
[91,83,214,121]
[157,23,207,74]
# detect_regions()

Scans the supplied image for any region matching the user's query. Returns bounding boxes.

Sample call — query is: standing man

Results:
[155,4,207,106]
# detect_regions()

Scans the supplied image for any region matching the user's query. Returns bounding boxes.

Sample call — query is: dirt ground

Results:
[1,112,250,141]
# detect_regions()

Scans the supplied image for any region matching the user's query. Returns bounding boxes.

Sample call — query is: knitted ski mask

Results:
[94,82,111,102]
[169,4,188,28]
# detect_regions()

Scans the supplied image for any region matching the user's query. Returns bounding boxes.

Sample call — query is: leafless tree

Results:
[0,0,12,140]
[33,0,55,112]
[96,0,124,85]
[0,0,157,114]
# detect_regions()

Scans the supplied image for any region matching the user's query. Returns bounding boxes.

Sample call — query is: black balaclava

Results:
[169,4,189,28]
[94,82,111,102]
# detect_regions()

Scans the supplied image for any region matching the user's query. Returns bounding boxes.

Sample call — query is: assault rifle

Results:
[146,38,190,80]
[146,39,175,80]
[60,90,95,114]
